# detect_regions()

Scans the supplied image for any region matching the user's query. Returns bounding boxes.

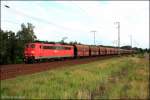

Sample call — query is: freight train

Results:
[24,42,134,63]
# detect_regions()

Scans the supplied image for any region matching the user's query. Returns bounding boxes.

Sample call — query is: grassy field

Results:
[1,55,149,99]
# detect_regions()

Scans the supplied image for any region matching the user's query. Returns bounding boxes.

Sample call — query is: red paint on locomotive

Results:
[24,43,74,62]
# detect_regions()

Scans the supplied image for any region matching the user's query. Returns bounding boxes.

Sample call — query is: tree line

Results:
[0,23,149,64]
[0,23,36,64]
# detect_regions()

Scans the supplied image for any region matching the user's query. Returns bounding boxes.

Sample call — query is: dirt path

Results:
[0,56,116,80]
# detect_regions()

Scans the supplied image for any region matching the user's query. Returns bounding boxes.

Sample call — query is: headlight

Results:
[31,51,35,54]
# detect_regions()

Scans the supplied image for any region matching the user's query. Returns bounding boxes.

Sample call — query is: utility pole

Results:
[91,30,97,45]
[115,22,120,55]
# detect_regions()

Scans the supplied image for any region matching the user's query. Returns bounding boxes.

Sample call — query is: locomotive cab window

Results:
[30,44,35,48]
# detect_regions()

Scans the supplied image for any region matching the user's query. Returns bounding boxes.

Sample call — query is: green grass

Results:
[1,56,149,99]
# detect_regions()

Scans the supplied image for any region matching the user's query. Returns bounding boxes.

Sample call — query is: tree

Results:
[0,23,37,64]
[121,45,132,50]
[16,23,37,60]
[0,29,7,64]
[0,29,17,64]
[8,31,17,63]
[16,23,36,42]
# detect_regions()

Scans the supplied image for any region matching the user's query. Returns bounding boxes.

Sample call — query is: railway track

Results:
[0,55,120,80]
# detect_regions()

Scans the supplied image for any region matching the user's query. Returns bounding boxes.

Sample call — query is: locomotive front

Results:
[24,43,36,63]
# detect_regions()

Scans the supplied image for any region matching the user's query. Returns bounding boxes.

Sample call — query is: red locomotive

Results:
[24,42,134,63]
[24,43,74,63]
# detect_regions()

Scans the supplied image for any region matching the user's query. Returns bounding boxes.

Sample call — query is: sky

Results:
[1,1,149,49]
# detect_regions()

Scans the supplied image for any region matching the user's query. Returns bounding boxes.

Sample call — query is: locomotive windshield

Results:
[25,44,35,48]
[30,44,35,48]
